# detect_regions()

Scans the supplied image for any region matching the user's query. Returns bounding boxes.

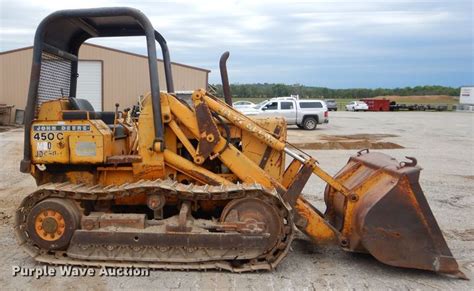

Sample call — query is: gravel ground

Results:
[0,111,473,290]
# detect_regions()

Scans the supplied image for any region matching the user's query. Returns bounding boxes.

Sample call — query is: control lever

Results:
[112,103,119,141]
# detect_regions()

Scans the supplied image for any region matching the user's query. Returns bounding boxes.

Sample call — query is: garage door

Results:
[76,61,102,111]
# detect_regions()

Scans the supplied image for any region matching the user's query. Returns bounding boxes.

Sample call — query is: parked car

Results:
[254,97,328,130]
[232,100,256,109]
[345,101,368,111]
[325,99,338,111]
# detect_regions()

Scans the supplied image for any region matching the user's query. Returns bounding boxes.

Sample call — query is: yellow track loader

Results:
[16,7,465,278]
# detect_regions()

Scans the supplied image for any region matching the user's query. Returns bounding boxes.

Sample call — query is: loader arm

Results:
[187,89,465,278]
[164,90,343,244]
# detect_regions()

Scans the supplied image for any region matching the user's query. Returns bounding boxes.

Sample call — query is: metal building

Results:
[0,43,210,123]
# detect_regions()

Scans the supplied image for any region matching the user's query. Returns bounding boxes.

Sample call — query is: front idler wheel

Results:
[26,198,81,250]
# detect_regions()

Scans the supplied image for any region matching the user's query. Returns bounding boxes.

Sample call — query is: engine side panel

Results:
[30,120,112,164]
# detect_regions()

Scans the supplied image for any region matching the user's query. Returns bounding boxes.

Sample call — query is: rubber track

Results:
[14,180,294,272]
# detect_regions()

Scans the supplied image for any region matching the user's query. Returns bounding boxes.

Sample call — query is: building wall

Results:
[0,48,33,116]
[0,44,209,122]
[79,44,209,111]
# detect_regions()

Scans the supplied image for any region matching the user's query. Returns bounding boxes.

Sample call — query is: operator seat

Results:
[64,98,127,139]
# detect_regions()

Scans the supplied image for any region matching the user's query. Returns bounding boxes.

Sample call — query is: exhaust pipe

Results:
[219,51,232,106]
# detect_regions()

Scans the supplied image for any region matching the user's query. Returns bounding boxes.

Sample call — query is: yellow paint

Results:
[203,95,286,151]
[68,134,104,163]
[31,120,94,164]
[163,149,231,185]
[282,159,302,188]
[132,93,165,179]
[27,89,362,247]
[295,197,338,243]
[167,91,284,189]
[168,119,198,160]
[37,98,70,121]
[99,167,136,185]
[241,118,286,180]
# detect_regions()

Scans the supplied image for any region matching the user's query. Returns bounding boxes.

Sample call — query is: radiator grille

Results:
[36,52,72,115]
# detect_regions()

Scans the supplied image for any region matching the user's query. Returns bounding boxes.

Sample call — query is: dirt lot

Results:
[0,111,473,290]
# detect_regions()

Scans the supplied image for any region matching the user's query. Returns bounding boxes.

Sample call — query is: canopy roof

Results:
[37,7,157,54]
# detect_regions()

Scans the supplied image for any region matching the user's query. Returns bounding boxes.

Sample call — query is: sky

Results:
[0,0,473,88]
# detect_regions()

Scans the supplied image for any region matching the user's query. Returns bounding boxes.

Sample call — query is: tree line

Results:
[210,83,460,99]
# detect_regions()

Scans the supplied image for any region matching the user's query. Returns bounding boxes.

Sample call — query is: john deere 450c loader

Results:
[16,7,465,278]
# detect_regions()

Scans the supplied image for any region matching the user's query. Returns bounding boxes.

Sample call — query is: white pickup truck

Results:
[254,97,329,130]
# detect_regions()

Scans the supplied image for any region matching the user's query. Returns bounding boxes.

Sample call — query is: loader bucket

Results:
[324,151,465,278]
